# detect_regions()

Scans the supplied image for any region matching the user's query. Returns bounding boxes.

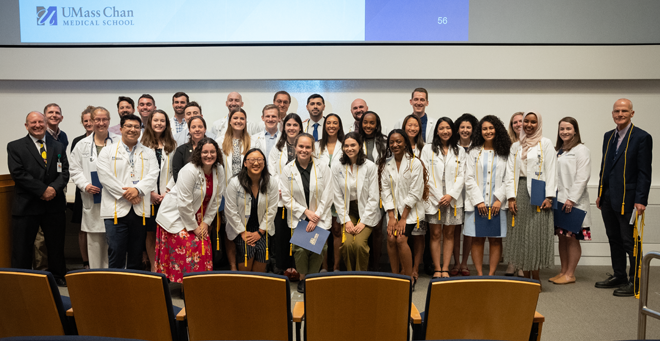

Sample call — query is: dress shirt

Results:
[615,122,632,151]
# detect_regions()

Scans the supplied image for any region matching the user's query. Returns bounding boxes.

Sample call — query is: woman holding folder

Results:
[280,133,332,293]
[332,132,381,271]
[464,115,511,276]
[70,106,119,269]
[505,112,557,285]
[225,148,278,272]
[550,117,591,285]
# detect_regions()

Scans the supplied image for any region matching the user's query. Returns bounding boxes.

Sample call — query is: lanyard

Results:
[113,143,144,225]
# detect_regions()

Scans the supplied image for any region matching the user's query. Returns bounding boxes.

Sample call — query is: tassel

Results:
[454,205,457,217]
[151,204,154,215]
[438,209,441,221]
[342,225,346,243]
[143,212,146,226]
[266,233,269,261]
[512,215,515,227]
[379,198,382,208]
[216,218,220,251]
[282,208,285,219]
[621,203,625,216]
[416,215,420,229]
[202,238,205,255]
[114,211,117,225]
[537,206,541,213]
[488,207,491,220]
[290,229,293,256]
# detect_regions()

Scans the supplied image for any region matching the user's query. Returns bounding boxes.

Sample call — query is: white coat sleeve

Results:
[224,179,243,240]
[262,179,279,235]
[332,163,347,225]
[315,165,333,230]
[465,151,483,207]
[202,167,224,226]
[505,145,518,200]
[135,149,159,198]
[402,160,424,209]
[96,145,124,201]
[494,156,508,204]
[380,165,395,212]
[176,166,201,232]
[567,146,590,204]
[447,149,466,200]
[543,139,558,198]
[70,142,91,192]
[361,163,381,226]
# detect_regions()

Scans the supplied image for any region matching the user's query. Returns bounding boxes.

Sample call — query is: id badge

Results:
[88,160,98,172]
[57,162,63,173]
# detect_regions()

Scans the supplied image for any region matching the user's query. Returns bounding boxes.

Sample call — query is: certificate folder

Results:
[474,207,501,237]
[90,171,103,204]
[530,178,546,207]
[553,207,587,234]
[289,220,330,255]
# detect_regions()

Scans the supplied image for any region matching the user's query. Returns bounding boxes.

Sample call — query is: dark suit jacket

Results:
[598,124,653,214]
[172,142,194,183]
[7,134,70,216]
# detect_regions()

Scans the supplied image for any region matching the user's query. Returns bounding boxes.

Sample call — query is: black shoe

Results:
[297,280,305,294]
[55,278,67,287]
[613,282,635,297]
[595,274,628,288]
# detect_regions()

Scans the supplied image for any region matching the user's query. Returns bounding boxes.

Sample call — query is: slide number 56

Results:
[438,17,448,24]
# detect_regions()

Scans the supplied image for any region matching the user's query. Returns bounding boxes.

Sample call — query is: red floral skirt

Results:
[155,226,212,283]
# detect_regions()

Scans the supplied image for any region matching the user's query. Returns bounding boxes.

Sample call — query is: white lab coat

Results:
[280,159,333,230]
[69,132,120,232]
[363,138,385,164]
[465,148,509,212]
[211,116,263,140]
[215,135,255,179]
[303,117,325,140]
[392,115,437,144]
[556,144,592,227]
[224,177,278,241]
[505,138,558,200]
[152,148,175,195]
[380,154,426,225]
[315,140,343,168]
[155,163,225,234]
[97,141,160,220]
[331,160,381,227]
[268,145,290,207]
[420,144,445,215]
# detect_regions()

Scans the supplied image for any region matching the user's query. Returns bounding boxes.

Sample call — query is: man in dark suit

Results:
[7,111,69,286]
[595,98,653,296]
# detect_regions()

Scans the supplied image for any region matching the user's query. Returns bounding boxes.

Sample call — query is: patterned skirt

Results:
[503,177,554,271]
[155,226,213,283]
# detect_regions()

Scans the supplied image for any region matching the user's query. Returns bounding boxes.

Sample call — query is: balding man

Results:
[349,98,368,132]
[209,92,262,139]
[7,112,69,286]
[595,98,653,297]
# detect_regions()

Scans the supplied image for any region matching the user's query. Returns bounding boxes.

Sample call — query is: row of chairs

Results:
[0,268,544,341]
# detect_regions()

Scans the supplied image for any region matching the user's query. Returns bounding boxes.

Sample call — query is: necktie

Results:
[37,139,47,165]
[313,123,319,141]
[613,131,620,154]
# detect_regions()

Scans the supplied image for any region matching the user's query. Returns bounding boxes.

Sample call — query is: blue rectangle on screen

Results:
[289,221,330,255]
[365,0,469,42]
[90,171,103,204]
[553,208,587,234]
[530,178,546,207]
[474,207,501,237]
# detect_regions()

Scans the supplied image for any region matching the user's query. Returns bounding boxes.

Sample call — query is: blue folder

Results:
[90,171,103,204]
[530,178,546,207]
[289,220,330,255]
[474,207,501,237]
[553,207,587,234]
[218,196,225,212]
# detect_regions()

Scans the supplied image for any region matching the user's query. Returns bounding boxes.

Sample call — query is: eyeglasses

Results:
[245,158,265,165]
[94,118,110,123]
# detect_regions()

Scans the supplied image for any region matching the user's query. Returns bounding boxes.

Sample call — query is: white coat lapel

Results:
[357,163,366,200]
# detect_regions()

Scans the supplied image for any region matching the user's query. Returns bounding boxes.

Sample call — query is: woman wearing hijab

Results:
[505,112,557,287]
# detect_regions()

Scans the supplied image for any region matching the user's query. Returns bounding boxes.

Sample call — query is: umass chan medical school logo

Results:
[37,6,57,25]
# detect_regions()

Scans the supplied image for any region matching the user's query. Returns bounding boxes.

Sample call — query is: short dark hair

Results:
[411,88,428,100]
[339,132,366,166]
[307,93,324,105]
[139,94,155,105]
[273,91,291,103]
[184,101,202,115]
[172,92,189,102]
[190,137,223,169]
[120,114,142,128]
[117,96,135,109]
[238,148,270,194]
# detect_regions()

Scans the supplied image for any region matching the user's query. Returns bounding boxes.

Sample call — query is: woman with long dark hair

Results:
[421,117,466,278]
[464,115,511,276]
[172,116,207,182]
[225,148,278,272]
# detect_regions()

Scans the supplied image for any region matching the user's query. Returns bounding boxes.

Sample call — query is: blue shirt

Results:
[265,130,279,158]
[420,114,428,143]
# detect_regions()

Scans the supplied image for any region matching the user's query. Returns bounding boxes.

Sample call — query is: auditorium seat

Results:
[413,276,543,341]
[300,271,413,341]
[178,271,293,341]
[65,269,184,341]
[0,268,72,337]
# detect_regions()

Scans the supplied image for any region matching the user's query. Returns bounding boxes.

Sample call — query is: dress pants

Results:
[341,209,372,271]
[87,232,109,268]
[32,227,49,270]
[600,190,637,281]
[294,243,327,275]
[11,211,67,279]
[105,208,147,270]
[275,207,295,270]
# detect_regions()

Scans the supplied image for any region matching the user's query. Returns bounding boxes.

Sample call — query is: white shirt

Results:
[556,144,592,227]
[303,117,325,141]
[224,177,279,241]
[380,154,426,225]
[506,138,558,200]
[280,159,333,230]
[29,134,47,153]
[332,160,382,227]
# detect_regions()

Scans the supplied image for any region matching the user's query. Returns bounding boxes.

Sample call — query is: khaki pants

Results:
[341,214,372,271]
[33,227,48,270]
[293,243,327,275]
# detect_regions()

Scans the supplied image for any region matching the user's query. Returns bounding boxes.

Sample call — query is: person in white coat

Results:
[140,109,177,271]
[251,104,281,159]
[97,114,160,269]
[421,117,466,278]
[549,117,591,285]
[269,113,303,278]
[332,132,381,271]
[505,111,557,285]
[280,133,332,293]
[464,115,512,276]
[390,87,436,145]
[155,138,225,282]
[315,113,344,271]
[225,148,278,272]
[70,107,120,268]
[380,129,429,288]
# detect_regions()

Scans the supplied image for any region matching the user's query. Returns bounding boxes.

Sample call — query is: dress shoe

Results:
[613,282,635,297]
[297,280,305,294]
[595,274,628,288]
[549,273,565,283]
[553,275,576,285]
[55,278,67,287]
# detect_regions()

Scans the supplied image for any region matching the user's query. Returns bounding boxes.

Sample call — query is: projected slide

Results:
[19,0,469,44]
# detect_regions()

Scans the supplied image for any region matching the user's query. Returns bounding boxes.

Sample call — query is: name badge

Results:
[132,180,139,185]
[57,162,63,173]
[535,171,543,176]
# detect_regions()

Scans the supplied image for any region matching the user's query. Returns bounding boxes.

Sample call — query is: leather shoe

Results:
[297,280,305,294]
[595,274,628,288]
[613,282,635,297]
[55,278,67,287]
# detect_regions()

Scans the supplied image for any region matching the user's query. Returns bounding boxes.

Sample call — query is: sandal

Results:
[449,266,460,276]
[441,270,451,278]
[460,268,470,276]
[432,271,443,279]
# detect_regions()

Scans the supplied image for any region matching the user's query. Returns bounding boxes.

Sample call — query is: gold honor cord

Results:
[512,151,518,227]
[633,210,645,299]
[281,151,286,219]
[409,155,420,230]
[342,164,359,243]
[597,124,634,216]
[114,143,120,224]
[537,142,543,213]
[152,153,171,216]
[200,179,205,256]
[389,175,398,236]
[112,144,145,225]
[217,168,221,251]
[476,149,495,220]
[431,152,440,221]
[364,141,384,209]
[453,152,459,217]
[243,192,247,267]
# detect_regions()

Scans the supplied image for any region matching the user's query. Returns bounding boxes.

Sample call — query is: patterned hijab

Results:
[519,111,542,160]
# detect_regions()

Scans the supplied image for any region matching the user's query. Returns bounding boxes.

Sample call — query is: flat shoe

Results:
[549,273,565,283]
[553,275,576,285]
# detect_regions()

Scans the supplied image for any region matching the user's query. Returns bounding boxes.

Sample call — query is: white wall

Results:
[1,45,658,265]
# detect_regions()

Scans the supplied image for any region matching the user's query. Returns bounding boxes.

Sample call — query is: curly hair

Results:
[339,132,366,166]
[469,115,511,157]
[238,148,271,194]
[401,114,425,153]
[378,129,430,201]
[455,113,479,144]
[190,137,224,169]
[358,111,387,162]
[431,117,460,156]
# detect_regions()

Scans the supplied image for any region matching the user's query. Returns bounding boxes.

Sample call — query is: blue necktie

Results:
[313,123,319,141]
[613,131,620,154]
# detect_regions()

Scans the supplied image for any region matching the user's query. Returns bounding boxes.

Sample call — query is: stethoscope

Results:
[89,133,114,162]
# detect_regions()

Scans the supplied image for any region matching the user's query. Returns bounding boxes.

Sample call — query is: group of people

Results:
[8,88,652,298]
